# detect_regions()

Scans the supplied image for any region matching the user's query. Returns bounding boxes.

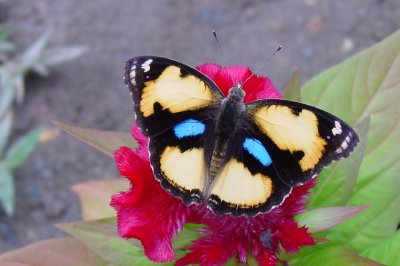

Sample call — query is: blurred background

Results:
[0,0,399,253]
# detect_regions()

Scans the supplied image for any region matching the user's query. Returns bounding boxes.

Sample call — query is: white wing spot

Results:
[141,59,153,72]
[341,141,349,150]
[129,64,137,84]
[332,121,342,136]
[130,77,136,85]
[130,69,136,79]
[336,133,352,154]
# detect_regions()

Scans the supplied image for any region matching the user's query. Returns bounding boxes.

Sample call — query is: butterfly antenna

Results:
[242,45,283,86]
[212,29,236,86]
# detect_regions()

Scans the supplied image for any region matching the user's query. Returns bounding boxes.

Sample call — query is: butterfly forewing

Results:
[148,111,218,205]
[246,99,359,187]
[125,56,224,137]
[125,56,223,204]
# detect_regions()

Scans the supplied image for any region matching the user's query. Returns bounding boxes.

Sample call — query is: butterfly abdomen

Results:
[209,140,227,179]
[204,88,246,195]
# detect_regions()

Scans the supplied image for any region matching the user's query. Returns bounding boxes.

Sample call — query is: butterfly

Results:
[124,56,359,216]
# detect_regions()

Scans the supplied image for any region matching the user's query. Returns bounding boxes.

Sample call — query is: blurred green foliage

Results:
[0,25,87,215]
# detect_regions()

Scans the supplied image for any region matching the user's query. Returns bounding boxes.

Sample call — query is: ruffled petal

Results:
[273,220,315,254]
[243,74,281,102]
[254,249,279,266]
[131,123,149,160]
[196,63,281,102]
[195,63,221,83]
[176,235,236,266]
[111,147,190,263]
[279,179,317,218]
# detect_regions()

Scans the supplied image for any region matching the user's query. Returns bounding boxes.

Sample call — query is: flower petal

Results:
[176,236,236,266]
[242,74,281,102]
[254,249,279,266]
[196,63,281,102]
[111,147,190,263]
[273,220,315,254]
[131,123,149,160]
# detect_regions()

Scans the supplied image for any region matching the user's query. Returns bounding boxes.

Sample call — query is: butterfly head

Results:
[228,83,246,102]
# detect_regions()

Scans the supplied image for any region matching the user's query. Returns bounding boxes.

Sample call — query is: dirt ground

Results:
[0,0,399,253]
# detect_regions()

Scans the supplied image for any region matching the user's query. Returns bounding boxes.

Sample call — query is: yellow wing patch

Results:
[140,66,216,117]
[160,146,205,192]
[254,106,327,171]
[210,159,273,207]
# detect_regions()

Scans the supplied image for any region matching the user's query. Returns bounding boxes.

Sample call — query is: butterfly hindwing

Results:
[246,99,359,187]
[149,115,217,205]
[125,56,224,137]
[207,122,292,216]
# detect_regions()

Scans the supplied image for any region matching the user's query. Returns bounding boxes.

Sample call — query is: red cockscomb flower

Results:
[111,64,316,265]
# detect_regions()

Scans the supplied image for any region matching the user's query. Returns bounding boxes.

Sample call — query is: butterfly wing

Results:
[125,56,224,204]
[125,56,224,137]
[246,99,359,187]
[207,98,359,215]
[149,117,218,204]
[207,121,292,216]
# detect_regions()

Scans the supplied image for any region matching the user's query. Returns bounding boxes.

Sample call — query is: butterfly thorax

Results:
[205,84,246,196]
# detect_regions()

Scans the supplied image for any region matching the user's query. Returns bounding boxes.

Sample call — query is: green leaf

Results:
[0,25,11,42]
[307,116,369,208]
[300,29,400,251]
[0,26,14,53]
[13,71,25,104]
[71,178,129,220]
[30,46,87,77]
[0,162,14,215]
[58,218,202,266]
[58,218,170,266]
[0,110,13,155]
[0,70,16,117]
[54,121,137,157]
[39,46,87,67]
[0,41,14,53]
[361,230,400,266]
[283,70,301,101]
[18,30,51,72]
[290,246,383,266]
[296,206,368,234]
[172,223,202,259]
[16,30,87,78]
[0,237,107,266]
[4,126,42,170]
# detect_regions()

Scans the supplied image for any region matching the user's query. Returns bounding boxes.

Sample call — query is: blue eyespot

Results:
[243,138,272,167]
[174,119,205,139]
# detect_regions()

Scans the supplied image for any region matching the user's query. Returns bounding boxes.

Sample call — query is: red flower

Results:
[111,64,315,265]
